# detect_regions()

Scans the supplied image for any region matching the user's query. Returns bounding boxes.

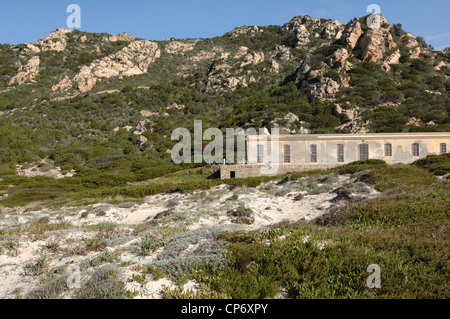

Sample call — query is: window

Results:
[257,145,264,163]
[385,143,392,157]
[230,171,236,179]
[310,144,317,163]
[284,144,291,163]
[440,143,447,155]
[359,144,369,161]
[412,143,420,157]
[337,144,344,163]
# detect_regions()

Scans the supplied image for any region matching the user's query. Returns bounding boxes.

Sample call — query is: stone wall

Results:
[220,164,338,179]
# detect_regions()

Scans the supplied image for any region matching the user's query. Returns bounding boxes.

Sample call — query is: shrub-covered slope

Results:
[0,14,449,175]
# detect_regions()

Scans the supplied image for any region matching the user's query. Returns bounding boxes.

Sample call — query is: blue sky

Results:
[0,0,449,50]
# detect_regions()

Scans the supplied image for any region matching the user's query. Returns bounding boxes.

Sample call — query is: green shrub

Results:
[77,266,128,299]
[413,153,450,175]
[227,206,255,225]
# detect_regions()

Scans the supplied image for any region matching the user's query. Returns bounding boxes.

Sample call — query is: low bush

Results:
[227,206,255,225]
[76,266,128,299]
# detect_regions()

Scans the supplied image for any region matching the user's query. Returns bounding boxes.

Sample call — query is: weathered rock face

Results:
[340,15,396,64]
[270,45,291,60]
[52,75,72,92]
[166,103,185,110]
[281,16,344,47]
[400,33,424,59]
[270,59,280,73]
[240,52,265,68]
[9,56,40,85]
[205,46,264,91]
[358,17,396,63]
[73,66,98,93]
[297,15,407,102]
[327,48,349,69]
[134,120,149,135]
[300,62,344,101]
[341,18,363,50]
[266,112,311,135]
[321,19,344,39]
[36,28,72,52]
[334,104,368,133]
[20,43,41,54]
[297,60,311,75]
[140,110,158,117]
[189,51,216,62]
[406,117,423,127]
[434,60,450,71]
[382,49,401,71]
[291,24,311,46]
[234,46,249,59]
[306,77,340,101]
[56,40,161,93]
[165,40,196,54]
[334,104,355,122]
[138,135,148,148]
[107,32,137,43]
[227,26,263,38]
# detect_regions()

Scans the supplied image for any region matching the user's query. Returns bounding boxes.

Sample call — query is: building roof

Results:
[246,132,450,141]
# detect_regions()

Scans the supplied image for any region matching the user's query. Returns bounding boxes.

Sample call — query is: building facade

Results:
[220,132,450,179]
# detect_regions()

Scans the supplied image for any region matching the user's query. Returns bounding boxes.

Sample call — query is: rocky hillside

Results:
[0,14,448,169]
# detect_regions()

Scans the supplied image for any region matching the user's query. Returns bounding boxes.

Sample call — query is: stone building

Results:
[220,132,450,179]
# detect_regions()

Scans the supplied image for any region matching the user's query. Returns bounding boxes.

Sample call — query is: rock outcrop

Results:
[382,49,401,71]
[234,46,249,59]
[282,16,344,47]
[321,19,344,39]
[305,77,341,101]
[334,104,368,133]
[406,117,423,127]
[107,32,137,43]
[358,16,396,63]
[240,52,265,68]
[36,28,72,52]
[327,48,350,70]
[270,45,291,60]
[55,40,161,93]
[227,26,263,38]
[434,60,449,71]
[266,112,311,135]
[270,59,280,73]
[9,56,40,85]
[52,75,72,92]
[165,40,196,54]
[340,15,396,64]
[340,18,363,50]
[205,47,264,91]
[20,43,41,54]
[299,15,405,101]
